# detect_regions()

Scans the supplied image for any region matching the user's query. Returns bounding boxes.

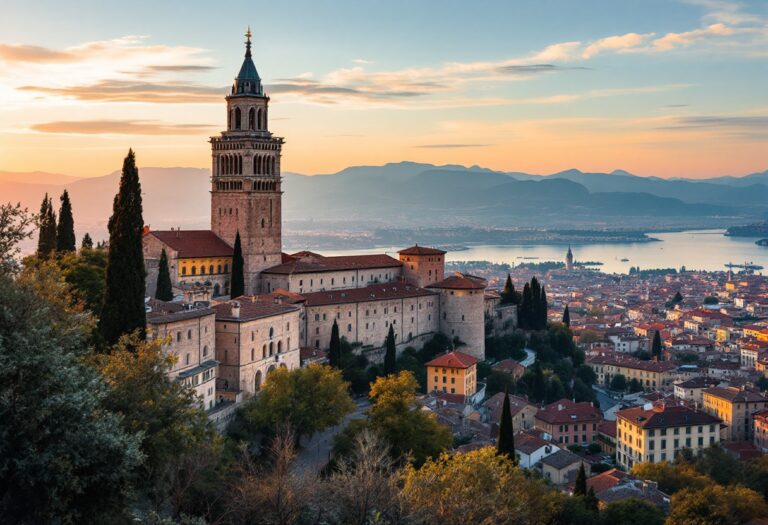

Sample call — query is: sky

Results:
[0,0,767,178]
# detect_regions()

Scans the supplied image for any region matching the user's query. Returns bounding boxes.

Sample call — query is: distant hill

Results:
[2,162,766,240]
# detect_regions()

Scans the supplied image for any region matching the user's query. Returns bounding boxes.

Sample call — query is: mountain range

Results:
[2,162,767,244]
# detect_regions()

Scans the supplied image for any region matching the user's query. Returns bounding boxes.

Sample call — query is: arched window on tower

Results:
[248,108,255,130]
[238,155,242,174]
[257,108,263,130]
[228,110,233,130]
[262,108,267,129]
[235,108,242,130]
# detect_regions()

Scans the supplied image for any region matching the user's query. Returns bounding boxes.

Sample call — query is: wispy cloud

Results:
[20,79,225,103]
[414,143,492,149]
[31,119,216,135]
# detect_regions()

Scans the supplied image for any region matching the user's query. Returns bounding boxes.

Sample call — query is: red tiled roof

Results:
[598,420,617,438]
[262,252,402,275]
[483,392,534,422]
[514,432,551,455]
[703,387,767,403]
[301,282,436,307]
[535,399,603,425]
[587,353,677,373]
[426,350,479,369]
[586,469,630,494]
[398,245,446,256]
[616,402,720,429]
[148,230,232,258]
[213,296,300,321]
[427,272,486,290]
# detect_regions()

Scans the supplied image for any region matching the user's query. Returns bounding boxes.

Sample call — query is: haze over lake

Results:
[309,230,768,275]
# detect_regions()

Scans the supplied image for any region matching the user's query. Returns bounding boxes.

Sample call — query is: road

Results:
[520,348,536,368]
[294,398,370,472]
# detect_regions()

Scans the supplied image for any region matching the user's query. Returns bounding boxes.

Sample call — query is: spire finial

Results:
[245,26,252,58]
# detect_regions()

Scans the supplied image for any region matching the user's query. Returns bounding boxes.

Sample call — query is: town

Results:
[3,23,768,525]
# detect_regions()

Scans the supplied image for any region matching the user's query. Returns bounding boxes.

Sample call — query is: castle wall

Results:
[262,266,404,294]
[437,288,486,360]
[400,253,445,288]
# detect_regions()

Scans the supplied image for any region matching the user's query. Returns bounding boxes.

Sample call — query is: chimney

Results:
[231,301,241,319]
[557,403,564,411]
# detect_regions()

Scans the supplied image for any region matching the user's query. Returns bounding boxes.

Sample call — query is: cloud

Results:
[31,119,216,135]
[414,143,492,148]
[656,114,768,138]
[353,58,373,64]
[0,44,76,63]
[19,79,225,103]
[651,23,737,51]
[582,33,655,58]
[145,65,217,72]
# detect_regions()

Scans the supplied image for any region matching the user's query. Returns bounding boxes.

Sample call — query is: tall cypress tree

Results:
[585,486,599,512]
[384,324,397,375]
[530,277,542,330]
[155,248,173,301]
[56,189,76,252]
[328,319,341,368]
[519,282,533,329]
[500,274,518,305]
[497,387,516,463]
[539,286,548,329]
[562,304,571,327]
[574,462,587,496]
[81,233,94,250]
[651,330,663,361]
[98,149,146,347]
[36,194,57,259]
[230,231,245,298]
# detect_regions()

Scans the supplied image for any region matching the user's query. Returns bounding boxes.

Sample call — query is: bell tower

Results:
[211,29,283,295]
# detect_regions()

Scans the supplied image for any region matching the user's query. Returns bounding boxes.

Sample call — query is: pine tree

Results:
[56,189,76,252]
[328,319,341,368]
[81,233,94,250]
[36,194,57,259]
[98,149,147,347]
[651,330,663,361]
[230,231,245,298]
[384,324,397,375]
[574,462,587,496]
[562,304,571,327]
[155,248,173,301]
[497,388,516,463]
[539,286,548,329]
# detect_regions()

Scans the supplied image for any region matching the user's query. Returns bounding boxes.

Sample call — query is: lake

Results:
[312,230,768,275]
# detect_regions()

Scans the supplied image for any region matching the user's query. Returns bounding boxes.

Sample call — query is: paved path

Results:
[520,348,536,368]
[294,399,370,472]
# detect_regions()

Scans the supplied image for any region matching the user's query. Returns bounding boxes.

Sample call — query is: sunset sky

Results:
[1,0,767,178]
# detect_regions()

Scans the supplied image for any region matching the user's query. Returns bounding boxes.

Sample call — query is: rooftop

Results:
[212,296,300,322]
[427,272,486,290]
[398,245,446,256]
[146,298,215,325]
[147,229,232,259]
[703,386,767,403]
[426,350,479,369]
[262,252,402,275]
[616,402,720,429]
[300,282,436,307]
[535,399,603,425]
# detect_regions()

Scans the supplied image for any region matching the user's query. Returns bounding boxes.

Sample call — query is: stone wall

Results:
[437,288,486,360]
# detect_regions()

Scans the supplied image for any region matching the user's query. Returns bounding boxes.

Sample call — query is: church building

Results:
[143,32,488,399]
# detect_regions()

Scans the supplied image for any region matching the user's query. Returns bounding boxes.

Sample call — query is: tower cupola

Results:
[232,28,263,96]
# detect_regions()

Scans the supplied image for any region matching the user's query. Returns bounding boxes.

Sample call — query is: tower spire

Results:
[245,26,252,58]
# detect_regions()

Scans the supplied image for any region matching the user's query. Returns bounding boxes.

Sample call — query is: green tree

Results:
[531,361,546,402]
[155,248,174,301]
[600,498,663,525]
[56,247,108,313]
[98,150,146,346]
[230,230,244,298]
[585,486,599,513]
[81,232,94,250]
[329,319,342,368]
[539,285,548,329]
[56,189,76,252]
[576,364,597,385]
[628,377,643,393]
[562,304,570,327]
[574,462,587,496]
[667,484,768,525]
[546,375,567,403]
[673,291,683,303]
[497,388,516,462]
[486,370,516,396]
[500,274,519,305]
[383,324,396,375]
[703,296,718,305]
[573,378,596,403]
[36,193,57,258]
[239,364,355,445]
[609,373,627,392]
[631,461,712,495]
[0,268,141,523]
[96,333,219,506]
[0,202,34,273]
[519,282,533,329]
[651,330,662,360]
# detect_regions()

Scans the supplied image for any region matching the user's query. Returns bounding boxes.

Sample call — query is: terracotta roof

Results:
[514,431,552,455]
[587,353,677,373]
[398,245,446,256]
[426,350,479,369]
[703,387,767,403]
[540,449,582,470]
[586,469,631,494]
[146,299,215,324]
[598,420,617,438]
[616,402,720,429]
[212,296,300,322]
[483,392,535,422]
[301,282,436,307]
[535,399,603,425]
[427,272,486,290]
[148,230,232,258]
[262,252,402,275]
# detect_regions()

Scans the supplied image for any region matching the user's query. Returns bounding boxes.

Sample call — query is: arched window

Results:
[217,264,222,273]
[238,155,242,174]
[200,266,206,275]
[254,370,262,391]
[277,340,282,353]
[235,107,242,129]
[262,344,267,359]
[224,264,229,273]
[209,265,214,274]
[251,348,255,361]
[261,218,265,228]
[269,327,274,338]
[269,342,274,356]
[191,266,197,275]
[261,108,267,129]
[228,109,233,130]
[271,157,275,175]
[257,156,262,174]
[248,108,255,130]
[257,108,263,130]
[203,345,209,357]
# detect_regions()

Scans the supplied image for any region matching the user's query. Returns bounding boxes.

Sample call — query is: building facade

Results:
[534,399,603,446]
[702,387,768,441]
[426,350,479,398]
[587,353,677,391]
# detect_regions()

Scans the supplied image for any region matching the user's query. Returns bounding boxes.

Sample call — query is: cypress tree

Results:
[651,330,663,361]
[530,277,541,328]
[531,361,546,402]
[98,149,146,346]
[81,233,94,250]
[500,274,517,305]
[519,282,533,329]
[585,486,599,512]
[539,286,548,329]
[36,194,57,259]
[384,324,397,375]
[328,319,341,368]
[562,304,571,327]
[230,231,245,298]
[56,189,76,252]
[497,387,516,463]
[574,462,587,496]
[155,248,173,301]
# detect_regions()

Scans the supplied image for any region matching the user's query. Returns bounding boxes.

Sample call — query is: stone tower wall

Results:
[438,287,485,360]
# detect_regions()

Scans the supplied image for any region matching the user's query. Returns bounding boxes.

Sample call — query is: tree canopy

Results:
[56,189,76,252]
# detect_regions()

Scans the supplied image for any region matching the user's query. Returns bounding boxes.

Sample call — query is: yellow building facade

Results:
[426,350,479,398]
[702,387,768,441]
